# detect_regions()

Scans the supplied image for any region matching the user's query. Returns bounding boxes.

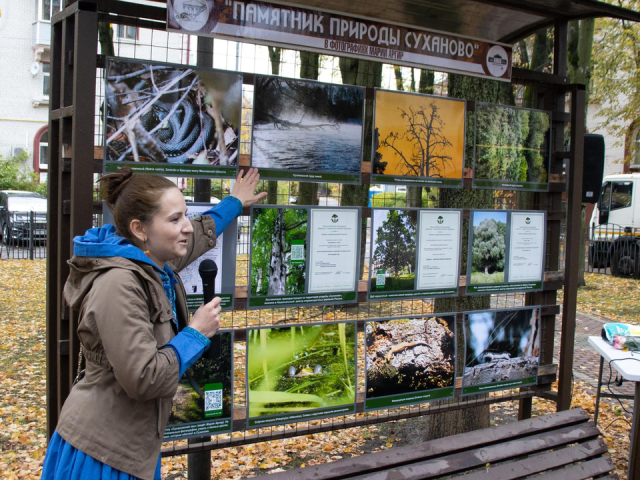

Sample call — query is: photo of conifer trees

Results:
[473,103,550,188]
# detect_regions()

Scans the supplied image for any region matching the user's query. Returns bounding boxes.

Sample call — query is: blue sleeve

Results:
[202,196,243,236]
[164,327,211,378]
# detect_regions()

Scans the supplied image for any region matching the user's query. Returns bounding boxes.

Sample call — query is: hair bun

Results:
[99,168,134,206]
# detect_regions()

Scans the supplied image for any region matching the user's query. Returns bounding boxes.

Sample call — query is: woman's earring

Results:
[144,238,150,256]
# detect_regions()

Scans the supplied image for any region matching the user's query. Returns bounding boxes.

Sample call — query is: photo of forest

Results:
[474,104,550,187]
[370,209,417,292]
[167,331,233,430]
[463,308,540,388]
[250,207,307,297]
[470,211,507,284]
[105,59,242,165]
[373,90,465,181]
[251,76,364,175]
[365,316,455,399]
[247,323,357,421]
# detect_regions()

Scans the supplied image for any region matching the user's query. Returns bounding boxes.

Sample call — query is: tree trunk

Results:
[267,209,287,295]
[298,52,321,206]
[338,59,382,277]
[419,70,434,95]
[393,65,404,90]
[523,29,552,108]
[266,47,283,204]
[98,22,115,57]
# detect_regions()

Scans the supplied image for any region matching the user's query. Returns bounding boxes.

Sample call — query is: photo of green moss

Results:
[247,322,357,426]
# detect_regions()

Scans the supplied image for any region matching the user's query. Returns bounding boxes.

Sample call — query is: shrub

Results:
[0,152,47,196]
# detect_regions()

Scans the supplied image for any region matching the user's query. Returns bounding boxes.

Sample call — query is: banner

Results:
[166,0,512,81]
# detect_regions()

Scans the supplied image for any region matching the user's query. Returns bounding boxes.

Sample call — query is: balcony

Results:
[32,21,51,62]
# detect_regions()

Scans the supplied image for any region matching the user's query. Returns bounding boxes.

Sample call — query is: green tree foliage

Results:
[372,210,416,278]
[250,208,307,296]
[592,1,640,159]
[0,152,46,195]
[471,218,506,274]
[475,105,549,183]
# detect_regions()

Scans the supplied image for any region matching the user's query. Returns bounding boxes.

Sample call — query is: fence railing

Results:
[587,223,640,278]
[1,211,48,260]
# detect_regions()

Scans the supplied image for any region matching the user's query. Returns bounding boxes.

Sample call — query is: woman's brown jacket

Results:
[56,215,217,480]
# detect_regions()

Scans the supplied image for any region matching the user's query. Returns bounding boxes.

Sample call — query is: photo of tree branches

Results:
[370,209,417,292]
[251,76,364,174]
[365,316,455,399]
[250,207,307,297]
[463,308,540,388]
[470,211,507,284]
[474,104,550,185]
[105,59,242,165]
[247,323,356,420]
[372,90,465,180]
[167,331,232,429]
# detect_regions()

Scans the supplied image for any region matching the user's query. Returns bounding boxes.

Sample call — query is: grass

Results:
[470,271,504,284]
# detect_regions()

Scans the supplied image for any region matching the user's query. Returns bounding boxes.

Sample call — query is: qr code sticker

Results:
[291,244,304,261]
[204,389,222,412]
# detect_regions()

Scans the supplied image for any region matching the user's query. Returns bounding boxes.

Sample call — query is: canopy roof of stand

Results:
[144,0,640,43]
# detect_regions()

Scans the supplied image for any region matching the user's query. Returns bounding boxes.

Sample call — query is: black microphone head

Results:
[198,259,218,278]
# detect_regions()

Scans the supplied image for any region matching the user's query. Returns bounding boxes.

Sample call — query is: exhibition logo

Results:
[486,45,509,78]
[173,0,211,31]
[525,217,531,224]
[437,216,444,224]
[331,214,339,223]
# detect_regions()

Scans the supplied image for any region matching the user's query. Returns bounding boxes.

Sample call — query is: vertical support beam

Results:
[558,85,586,411]
[46,0,98,437]
[188,35,214,480]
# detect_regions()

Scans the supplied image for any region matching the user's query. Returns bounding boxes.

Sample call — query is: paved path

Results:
[556,310,636,401]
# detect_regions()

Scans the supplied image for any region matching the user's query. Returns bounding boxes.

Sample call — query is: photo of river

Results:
[252,122,362,173]
[251,76,365,179]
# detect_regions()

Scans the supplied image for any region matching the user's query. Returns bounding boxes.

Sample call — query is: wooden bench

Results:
[263,408,617,480]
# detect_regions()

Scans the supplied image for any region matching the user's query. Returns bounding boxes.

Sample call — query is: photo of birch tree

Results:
[373,90,465,181]
[474,103,550,186]
[250,207,307,297]
[251,76,364,175]
[470,211,507,284]
[370,209,417,292]
[105,59,242,166]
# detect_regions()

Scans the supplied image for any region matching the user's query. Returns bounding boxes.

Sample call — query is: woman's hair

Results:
[99,168,177,243]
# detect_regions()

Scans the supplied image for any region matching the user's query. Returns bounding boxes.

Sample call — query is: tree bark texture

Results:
[267,209,287,295]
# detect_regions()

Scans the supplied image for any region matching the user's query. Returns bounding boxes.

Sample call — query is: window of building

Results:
[39,131,49,170]
[117,24,138,40]
[42,63,50,98]
[39,0,61,21]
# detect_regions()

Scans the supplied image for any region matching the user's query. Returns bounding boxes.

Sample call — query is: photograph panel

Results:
[462,308,540,394]
[370,209,418,293]
[470,211,508,285]
[365,316,456,410]
[473,104,551,191]
[165,331,234,439]
[251,76,364,182]
[372,90,465,187]
[247,322,357,427]
[104,58,242,178]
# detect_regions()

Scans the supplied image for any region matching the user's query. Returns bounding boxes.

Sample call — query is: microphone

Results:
[198,259,220,359]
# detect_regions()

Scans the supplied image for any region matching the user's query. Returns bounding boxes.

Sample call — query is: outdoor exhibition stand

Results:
[45,0,640,471]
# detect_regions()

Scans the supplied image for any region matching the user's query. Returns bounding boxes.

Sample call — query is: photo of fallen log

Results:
[104,58,242,166]
[463,307,540,389]
[365,316,455,399]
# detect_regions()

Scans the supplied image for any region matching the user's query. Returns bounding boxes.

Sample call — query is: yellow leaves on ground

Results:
[568,272,640,324]
[0,260,47,479]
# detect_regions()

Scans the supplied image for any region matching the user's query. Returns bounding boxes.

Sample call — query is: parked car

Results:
[0,190,47,244]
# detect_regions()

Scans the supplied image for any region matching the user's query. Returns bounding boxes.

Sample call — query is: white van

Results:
[588,173,640,275]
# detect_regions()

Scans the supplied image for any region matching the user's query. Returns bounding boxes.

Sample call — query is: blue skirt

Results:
[41,431,161,480]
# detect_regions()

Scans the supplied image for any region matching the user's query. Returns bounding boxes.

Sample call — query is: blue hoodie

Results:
[71,196,243,377]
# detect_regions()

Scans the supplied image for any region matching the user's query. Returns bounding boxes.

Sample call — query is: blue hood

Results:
[73,224,157,268]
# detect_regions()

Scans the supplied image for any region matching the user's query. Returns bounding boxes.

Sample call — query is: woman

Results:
[42,167,267,480]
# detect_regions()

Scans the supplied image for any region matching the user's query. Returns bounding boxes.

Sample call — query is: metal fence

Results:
[587,223,640,278]
[1,211,47,260]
